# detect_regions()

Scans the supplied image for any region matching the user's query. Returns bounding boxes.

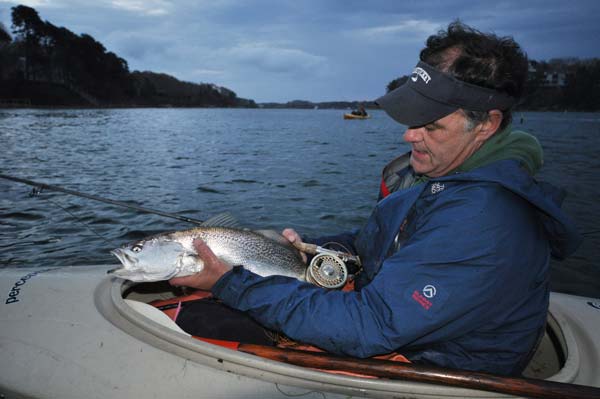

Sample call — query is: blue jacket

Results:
[212,158,581,375]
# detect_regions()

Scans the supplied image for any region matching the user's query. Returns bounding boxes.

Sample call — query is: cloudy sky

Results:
[1,0,599,103]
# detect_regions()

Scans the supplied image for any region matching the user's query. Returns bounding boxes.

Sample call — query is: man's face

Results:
[403,110,484,177]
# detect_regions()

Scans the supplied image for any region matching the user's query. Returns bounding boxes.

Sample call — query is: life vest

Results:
[378,152,416,199]
[377,152,419,256]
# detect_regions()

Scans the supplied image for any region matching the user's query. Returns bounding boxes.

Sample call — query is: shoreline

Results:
[1,105,599,113]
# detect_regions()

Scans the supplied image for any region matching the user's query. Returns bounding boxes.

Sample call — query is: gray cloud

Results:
[220,42,328,75]
[1,0,599,102]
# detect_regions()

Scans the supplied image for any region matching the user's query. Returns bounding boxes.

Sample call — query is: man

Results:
[171,22,581,376]
[351,103,368,116]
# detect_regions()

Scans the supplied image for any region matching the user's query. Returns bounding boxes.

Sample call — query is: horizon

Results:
[1,0,599,103]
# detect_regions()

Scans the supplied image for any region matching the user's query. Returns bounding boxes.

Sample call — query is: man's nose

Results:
[403,128,422,143]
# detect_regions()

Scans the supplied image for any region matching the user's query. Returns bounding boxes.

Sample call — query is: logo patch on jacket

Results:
[412,288,433,310]
[405,280,449,316]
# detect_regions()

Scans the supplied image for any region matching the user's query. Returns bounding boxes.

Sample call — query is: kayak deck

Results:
[2,265,598,399]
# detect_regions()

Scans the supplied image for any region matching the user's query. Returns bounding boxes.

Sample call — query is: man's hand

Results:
[282,228,308,263]
[169,239,232,290]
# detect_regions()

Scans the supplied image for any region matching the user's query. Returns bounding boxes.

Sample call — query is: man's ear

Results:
[474,110,503,143]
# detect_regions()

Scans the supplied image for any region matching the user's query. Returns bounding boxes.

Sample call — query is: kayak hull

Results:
[2,265,600,398]
[344,113,370,119]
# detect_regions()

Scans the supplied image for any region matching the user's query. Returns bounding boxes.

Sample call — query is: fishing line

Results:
[41,192,118,248]
[1,173,204,225]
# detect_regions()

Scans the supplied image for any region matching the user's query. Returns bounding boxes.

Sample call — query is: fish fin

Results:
[254,229,293,246]
[201,212,242,228]
[254,230,304,262]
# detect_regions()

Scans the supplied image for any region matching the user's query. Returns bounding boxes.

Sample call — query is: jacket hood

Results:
[437,159,582,259]
[456,126,544,176]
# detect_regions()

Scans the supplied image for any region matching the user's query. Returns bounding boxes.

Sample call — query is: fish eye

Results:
[132,245,143,253]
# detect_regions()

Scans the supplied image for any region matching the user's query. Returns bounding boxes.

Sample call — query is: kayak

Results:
[2,265,600,398]
[344,113,371,119]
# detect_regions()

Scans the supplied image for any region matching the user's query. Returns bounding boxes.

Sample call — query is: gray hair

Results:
[463,109,490,132]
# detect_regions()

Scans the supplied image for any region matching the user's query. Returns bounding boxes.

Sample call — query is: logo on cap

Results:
[431,182,445,194]
[411,67,431,84]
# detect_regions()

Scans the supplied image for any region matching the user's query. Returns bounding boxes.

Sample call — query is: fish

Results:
[110,219,308,282]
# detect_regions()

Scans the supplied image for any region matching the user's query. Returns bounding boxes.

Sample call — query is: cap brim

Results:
[375,83,458,127]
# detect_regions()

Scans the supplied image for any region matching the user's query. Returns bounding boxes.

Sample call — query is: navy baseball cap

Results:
[375,61,517,127]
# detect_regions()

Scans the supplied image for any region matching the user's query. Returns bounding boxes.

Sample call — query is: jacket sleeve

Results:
[212,185,542,357]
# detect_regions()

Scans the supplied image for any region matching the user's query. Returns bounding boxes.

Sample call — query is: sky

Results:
[1,0,599,103]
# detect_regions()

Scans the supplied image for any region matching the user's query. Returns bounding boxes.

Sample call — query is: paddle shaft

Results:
[238,343,600,399]
[0,173,204,225]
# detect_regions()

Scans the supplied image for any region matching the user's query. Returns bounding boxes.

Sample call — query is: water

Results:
[1,108,599,298]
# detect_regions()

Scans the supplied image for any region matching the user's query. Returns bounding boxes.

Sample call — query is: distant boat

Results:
[344,113,370,120]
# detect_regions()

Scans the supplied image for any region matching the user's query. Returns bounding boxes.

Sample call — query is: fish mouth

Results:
[111,248,138,268]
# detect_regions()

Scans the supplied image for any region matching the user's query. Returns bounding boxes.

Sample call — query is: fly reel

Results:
[305,253,348,289]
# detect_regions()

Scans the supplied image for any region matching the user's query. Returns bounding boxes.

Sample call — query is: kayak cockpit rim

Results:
[97,276,466,397]
[95,274,581,397]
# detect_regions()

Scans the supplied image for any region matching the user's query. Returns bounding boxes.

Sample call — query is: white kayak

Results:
[2,265,600,399]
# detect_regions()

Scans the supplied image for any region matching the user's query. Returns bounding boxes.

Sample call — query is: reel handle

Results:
[292,241,319,255]
[293,241,361,267]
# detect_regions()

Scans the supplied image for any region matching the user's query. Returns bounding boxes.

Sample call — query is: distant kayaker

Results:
[170,21,582,376]
[351,103,368,117]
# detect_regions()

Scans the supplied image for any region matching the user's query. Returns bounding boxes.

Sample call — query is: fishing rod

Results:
[3,173,599,238]
[0,173,204,225]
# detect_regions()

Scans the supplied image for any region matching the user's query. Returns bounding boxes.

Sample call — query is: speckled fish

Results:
[110,222,307,282]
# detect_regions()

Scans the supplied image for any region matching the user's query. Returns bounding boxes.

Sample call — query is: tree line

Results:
[1,5,597,110]
[0,5,256,107]
[386,59,600,112]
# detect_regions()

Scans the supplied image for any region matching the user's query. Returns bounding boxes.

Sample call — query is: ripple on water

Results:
[1,212,46,221]
[302,180,320,187]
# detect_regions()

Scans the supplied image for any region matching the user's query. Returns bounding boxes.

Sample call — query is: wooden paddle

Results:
[238,343,600,399]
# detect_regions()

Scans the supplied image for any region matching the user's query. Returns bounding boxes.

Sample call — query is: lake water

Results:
[1,108,599,298]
